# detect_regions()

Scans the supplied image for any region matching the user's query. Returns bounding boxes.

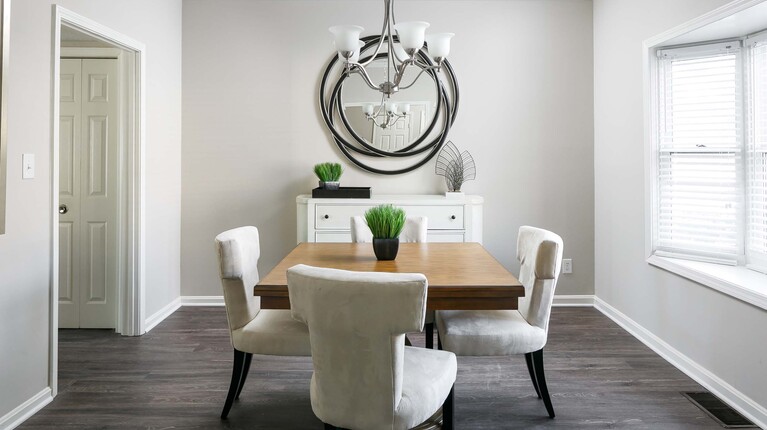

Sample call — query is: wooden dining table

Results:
[255,242,524,309]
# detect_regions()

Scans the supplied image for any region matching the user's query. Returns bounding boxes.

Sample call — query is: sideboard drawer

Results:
[315,204,464,230]
[315,205,372,229]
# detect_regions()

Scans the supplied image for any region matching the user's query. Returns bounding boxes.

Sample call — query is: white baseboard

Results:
[552,294,595,307]
[144,297,182,333]
[594,297,767,429]
[178,295,596,308]
[180,295,224,306]
[0,387,53,430]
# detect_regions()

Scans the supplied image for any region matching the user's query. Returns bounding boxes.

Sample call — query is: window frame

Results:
[644,26,767,312]
[653,41,746,266]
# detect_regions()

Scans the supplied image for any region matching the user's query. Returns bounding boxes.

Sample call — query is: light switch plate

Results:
[22,154,35,179]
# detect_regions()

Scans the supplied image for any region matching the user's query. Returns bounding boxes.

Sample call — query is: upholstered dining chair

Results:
[436,226,563,418]
[214,226,311,419]
[350,215,437,348]
[287,264,457,430]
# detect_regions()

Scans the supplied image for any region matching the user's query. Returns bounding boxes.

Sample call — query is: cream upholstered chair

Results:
[350,215,428,243]
[214,226,311,419]
[436,226,563,418]
[287,264,457,430]
[350,215,437,348]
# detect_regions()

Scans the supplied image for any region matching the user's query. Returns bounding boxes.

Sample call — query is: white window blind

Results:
[747,37,767,272]
[656,42,744,263]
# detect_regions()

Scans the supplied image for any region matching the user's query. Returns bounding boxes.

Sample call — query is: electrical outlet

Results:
[562,258,572,274]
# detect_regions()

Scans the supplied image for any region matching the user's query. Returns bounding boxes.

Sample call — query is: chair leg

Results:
[524,352,542,398]
[437,332,443,350]
[531,349,555,418]
[442,384,455,430]
[221,349,246,419]
[235,353,253,400]
[425,323,434,349]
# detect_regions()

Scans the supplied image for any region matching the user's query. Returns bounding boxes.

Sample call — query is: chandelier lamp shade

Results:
[319,0,460,175]
[328,2,454,96]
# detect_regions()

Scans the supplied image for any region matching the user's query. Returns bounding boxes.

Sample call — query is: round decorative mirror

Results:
[320,32,459,175]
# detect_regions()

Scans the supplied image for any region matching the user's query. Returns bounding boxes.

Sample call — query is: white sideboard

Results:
[296,194,483,244]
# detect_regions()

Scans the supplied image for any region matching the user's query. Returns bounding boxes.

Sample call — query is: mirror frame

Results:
[319,34,459,175]
[0,0,10,234]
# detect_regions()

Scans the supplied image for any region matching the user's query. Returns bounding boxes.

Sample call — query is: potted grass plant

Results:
[314,162,343,190]
[365,204,406,261]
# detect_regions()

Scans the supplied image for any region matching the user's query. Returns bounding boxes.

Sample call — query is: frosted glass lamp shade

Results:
[385,102,397,114]
[363,104,375,115]
[393,21,430,52]
[426,33,454,60]
[339,41,366,63]
[329,25,364,52]
[401,103,411,114]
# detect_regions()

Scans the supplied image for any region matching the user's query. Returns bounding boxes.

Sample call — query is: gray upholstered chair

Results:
[436,226,563,418]
[350,215,428,243]
[287,264,457,430]
[214,226,311,419]
[350,215,436,348]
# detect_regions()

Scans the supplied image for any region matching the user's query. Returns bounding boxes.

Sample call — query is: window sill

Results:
[647,255,767,311]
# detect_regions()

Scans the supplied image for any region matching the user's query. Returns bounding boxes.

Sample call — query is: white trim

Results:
[643,0,766,49]
[0,388,53,430]
[594,297,767,429]
[143,297,182,333]
[177,295,595,308]
[180,295,225,306]
[648,255,767,311]
[50,5,147,401]
[551,294,595,307]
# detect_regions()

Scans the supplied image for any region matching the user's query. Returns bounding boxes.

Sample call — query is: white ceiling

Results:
[664,1,767,46]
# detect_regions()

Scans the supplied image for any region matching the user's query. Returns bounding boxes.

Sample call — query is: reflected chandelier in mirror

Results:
[319,0,459,175]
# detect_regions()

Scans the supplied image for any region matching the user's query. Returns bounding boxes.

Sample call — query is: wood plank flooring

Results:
[21,307,725,429]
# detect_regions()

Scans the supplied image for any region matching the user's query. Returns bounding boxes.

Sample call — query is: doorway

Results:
[51,6,147,395]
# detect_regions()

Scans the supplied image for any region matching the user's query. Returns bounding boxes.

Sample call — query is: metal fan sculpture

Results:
[435,141,476,192]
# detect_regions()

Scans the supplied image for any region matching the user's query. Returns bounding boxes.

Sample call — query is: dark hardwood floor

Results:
[22,307,724,429]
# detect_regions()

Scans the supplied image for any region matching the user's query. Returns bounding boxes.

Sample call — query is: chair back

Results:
[287,264,427,429]
[350,215,428,243]
[516,226,563,333]
[214,226,262,333]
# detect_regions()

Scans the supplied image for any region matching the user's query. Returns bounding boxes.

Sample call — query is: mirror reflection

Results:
[341,59,437,152]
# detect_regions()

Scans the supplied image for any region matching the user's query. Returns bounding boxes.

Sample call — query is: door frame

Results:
[50,6,147,395]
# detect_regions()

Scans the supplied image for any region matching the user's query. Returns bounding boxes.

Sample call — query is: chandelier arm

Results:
[359,0,392,68]
[388,5,409,65]
[351,66,382,93]
[398,65,440,90]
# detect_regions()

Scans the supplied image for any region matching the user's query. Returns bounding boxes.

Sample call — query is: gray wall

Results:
[181,0,595,298]
[0,0,182,419]
[593,0,767,412]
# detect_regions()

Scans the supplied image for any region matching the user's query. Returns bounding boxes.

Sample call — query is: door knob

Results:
[59,204,68,214]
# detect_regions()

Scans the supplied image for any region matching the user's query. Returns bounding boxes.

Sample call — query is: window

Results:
[653,37,767,274]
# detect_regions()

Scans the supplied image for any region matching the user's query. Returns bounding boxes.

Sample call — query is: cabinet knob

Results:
[451,215,456,220]
[324,214,329,219]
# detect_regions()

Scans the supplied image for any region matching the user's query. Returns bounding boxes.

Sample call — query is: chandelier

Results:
[328,0,454,97]
[318,0,459,175]
[364,101,410,129]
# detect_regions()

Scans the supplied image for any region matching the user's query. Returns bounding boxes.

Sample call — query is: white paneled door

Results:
[59,58,119,329]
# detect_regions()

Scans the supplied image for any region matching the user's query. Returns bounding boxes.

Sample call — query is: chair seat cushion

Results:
[231,309,310,356]
[436,310,546,356]
[395,346,457,430]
